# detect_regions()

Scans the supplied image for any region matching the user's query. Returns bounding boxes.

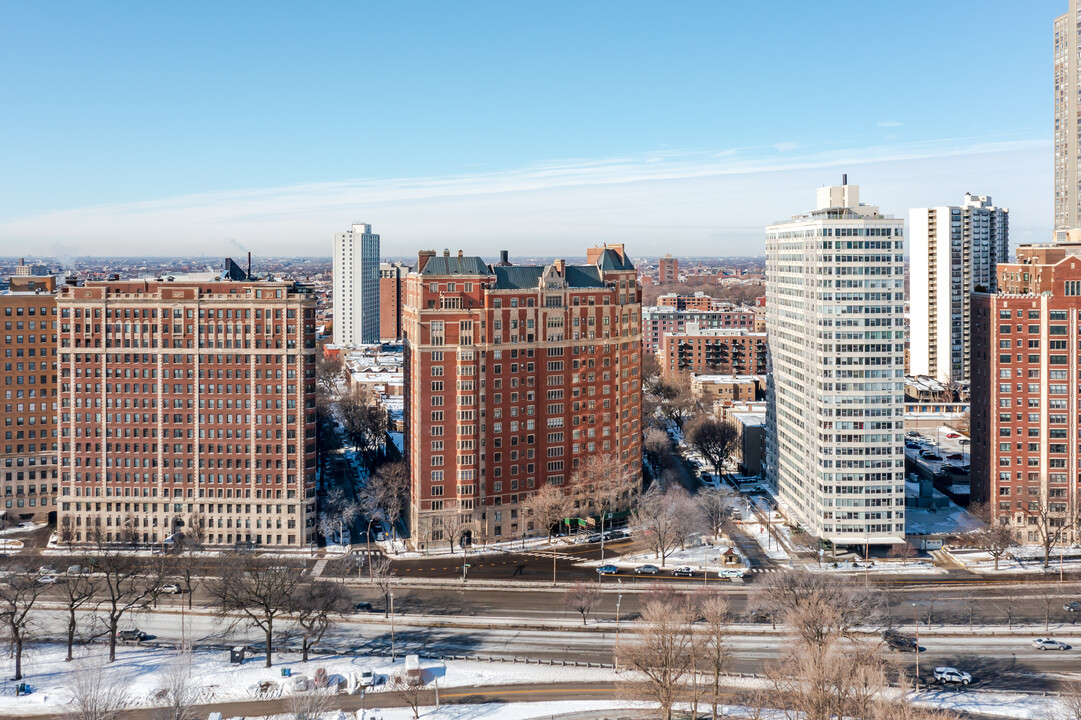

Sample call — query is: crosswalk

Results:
[310,558,329,577]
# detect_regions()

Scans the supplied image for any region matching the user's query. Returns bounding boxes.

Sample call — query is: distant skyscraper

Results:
[1055,2,1081,230]
[909,193,1009,382]
[379,262,410,342]
[765,181,906,547]
[658,254,678,284]
[332,223,380,346]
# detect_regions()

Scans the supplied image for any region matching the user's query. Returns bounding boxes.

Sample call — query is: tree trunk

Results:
[66,609,77,661]
[265,622,274,668]
[303,638,310,663]
[108,615,118,663]
[12,631,22,681]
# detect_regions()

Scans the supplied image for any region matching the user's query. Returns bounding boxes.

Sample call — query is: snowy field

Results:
[949,546,1081,574]
[0,645,620,716]
[583,538,748,574]
[905,500,981,537]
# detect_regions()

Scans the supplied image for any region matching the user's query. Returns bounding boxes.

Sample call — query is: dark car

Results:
[672,566,698,577]
[946,465,967,475]
[882,629,918,652]
[635,564,660,575]
[117,629,147,642]
[353,602,374,613]
[947,453,964,460]
[1064,600,1081,612]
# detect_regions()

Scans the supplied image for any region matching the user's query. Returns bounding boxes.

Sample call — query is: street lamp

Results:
[615,579,623,671]
[390,591,396,662]
[913,603,919,690]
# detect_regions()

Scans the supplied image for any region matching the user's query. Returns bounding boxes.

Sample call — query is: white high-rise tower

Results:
[764,180,906,547]
[333,223,380,346]
[909,194,1009,383]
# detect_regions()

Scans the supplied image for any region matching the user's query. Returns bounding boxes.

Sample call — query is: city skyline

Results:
[0,1,1060,256]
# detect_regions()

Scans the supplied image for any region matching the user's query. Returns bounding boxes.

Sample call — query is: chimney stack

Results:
[247,251,251,279]
[842,173,848,185]
[417,250,435,272]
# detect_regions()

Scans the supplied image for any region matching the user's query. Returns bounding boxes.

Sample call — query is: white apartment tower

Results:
[909,194,1009,383]
[764,181,906,547]
[332,223,380,346]
[1056,1,1081,230]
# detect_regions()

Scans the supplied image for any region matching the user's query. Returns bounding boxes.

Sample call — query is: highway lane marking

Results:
[442,687,618,698]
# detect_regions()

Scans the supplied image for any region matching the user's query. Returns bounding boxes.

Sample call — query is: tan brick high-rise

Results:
[403,246,643,546]
[56,278,318,548]
[0,274,59,523]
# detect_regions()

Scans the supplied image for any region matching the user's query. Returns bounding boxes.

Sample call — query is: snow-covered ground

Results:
[583,537,748,574]
[905,500,981,536]
[807,558,946,575]
[948,545,1081,574]
[0,645,620,716]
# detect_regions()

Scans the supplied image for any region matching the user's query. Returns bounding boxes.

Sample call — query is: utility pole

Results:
[913,603,919,689]
[390,591,396,662]
[615,579,623,671]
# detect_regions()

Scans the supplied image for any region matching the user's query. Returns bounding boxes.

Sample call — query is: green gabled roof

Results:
[419,256,490,276]
[491,265,605,290]
[598,248,635,271]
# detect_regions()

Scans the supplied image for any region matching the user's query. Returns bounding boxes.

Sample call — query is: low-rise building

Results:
[659,327,766,379]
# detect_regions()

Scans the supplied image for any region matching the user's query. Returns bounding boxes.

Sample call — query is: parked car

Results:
[959,438,970,445]
[66,565,85,575]
[933,667,971,685]
[587,534,604,543]
[1034,637,1070,651]
[718,568,745,580]
[946,465,967,475]
[36,574,59,585]
[946,433,961,439]
[607,529,629,540]
[635,564,660,575]
[38,566,57,576]
[596,564,620,575]
[354,602,374,613]
[947,453,964,461]
[882,629,918,652]
[906,431,920,438]
[1064,600,1081,612]
[160,583,182,594]
[117,629,148,642]
[905,442,920,450]
[672,566,698,577]
[919,450,942,460]
[357,668,376,688]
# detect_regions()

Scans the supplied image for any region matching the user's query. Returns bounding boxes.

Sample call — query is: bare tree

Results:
[360,460,410,542]
[564,582,602,626]
[290,580,352,662]
[60,568,102,661]
[643,428,671,480]
[968,501,1019,571]
[653,374,699,432]
[632,485,698,566]
[151,658,198,720]
[319,487,361,546]
[687,415,740,473]
[1045,680,1081,720]
[617,595,694,720]
[437,507,471,554]
[521,485,569,542]
[96,551,166,662]
[751,570,873,649]
[696,485,736,539]
[316,352,344,393]
[0,569,44,680]
[66,658,131,720]
[389,673,426,719]
[995,585,1021,630]
[887,541,916,566]
[1025,499,1066,569]
[572,452,630,559]
[697,593,733,720]
[1036,585,1062,633]
[338,386,389,470]
[211,555,304,667]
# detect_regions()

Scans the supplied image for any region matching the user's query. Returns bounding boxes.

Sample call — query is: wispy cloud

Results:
[0,136,1050,257]
[877,121,904,127]
[773,141,799,152]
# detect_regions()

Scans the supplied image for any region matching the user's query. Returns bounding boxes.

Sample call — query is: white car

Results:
[1034,637,1070,651]
[933,667,971,685]
[718,568,745,580]
[160,583,182,594]
[36,575,59,585]
[357,668,376,687]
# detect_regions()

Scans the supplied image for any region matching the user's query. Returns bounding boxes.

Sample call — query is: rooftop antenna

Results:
[247,252,251,280]
[842,173,847,185]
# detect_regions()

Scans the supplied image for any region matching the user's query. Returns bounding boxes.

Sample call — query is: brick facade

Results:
[56,279,318,549]
[403,246,643,545]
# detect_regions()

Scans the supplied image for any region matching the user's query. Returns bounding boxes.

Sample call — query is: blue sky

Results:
[0,1,1063,258]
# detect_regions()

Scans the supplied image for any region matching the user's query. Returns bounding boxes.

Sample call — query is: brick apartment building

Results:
[971,242,1081,543]
[379,262,410,342]
[659,327,767,379]
[56,276,318,549]
[658,254,678,284]
[403,245,643,545]
[657,292,718,311]
[1,274,59,523]
[641,303,756,352]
